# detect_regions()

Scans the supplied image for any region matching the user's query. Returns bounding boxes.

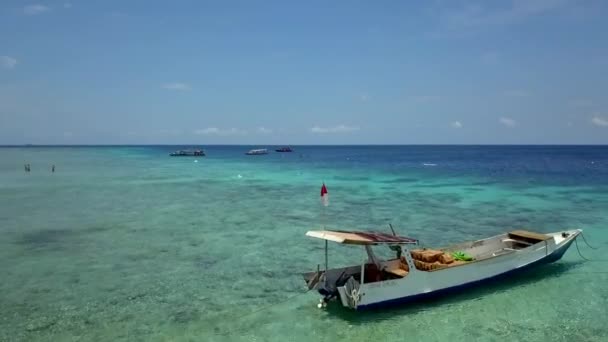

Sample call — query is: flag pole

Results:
[321,182,328,287]
[321,181,328,229]
[321,180,324,229]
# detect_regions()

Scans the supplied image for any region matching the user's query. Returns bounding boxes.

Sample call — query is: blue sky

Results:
[1,0,607,145]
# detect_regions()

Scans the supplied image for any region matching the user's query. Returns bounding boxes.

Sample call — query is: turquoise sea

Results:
[1,145,607,342]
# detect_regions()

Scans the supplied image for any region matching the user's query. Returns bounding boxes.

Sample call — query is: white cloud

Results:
[451,121,463,128]
[163,82,191,91]
[256,127,272,134]
[0,56,17,69]
[64,3,72,9]
[591,116,608,127]
[311,125,360,134]
[24,4,50,15]
[195,128,218,135]
[499,117,517,127]
[194,127,247,136]
[502,89,530,97]
[359,94,370,102]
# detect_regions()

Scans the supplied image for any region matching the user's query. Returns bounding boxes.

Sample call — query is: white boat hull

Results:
[333,229,580,310]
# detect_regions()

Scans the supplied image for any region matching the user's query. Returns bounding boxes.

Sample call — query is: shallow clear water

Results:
[1,145,607,341]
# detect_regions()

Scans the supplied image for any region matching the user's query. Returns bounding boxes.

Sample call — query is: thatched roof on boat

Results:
[306,230,418,245]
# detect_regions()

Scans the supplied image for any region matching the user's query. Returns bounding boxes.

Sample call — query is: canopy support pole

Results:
[360,260,365,285]
[324,240,328,286]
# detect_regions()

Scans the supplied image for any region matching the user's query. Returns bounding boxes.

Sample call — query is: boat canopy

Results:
[306,230,418,245]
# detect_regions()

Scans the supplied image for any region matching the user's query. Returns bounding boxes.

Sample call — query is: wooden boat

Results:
[245,148,268,155]
[275,146,293,152]
[169,149,205,156]
[302,228,581,310]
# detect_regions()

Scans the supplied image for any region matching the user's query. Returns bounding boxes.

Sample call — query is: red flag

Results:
[320,183,329,207]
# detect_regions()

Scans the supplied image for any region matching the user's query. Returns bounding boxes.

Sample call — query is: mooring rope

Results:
[574,232,608,262]
[574,237,591,261]
[579,231,598,250]
[212,289,311,336]
[232,290,310,321]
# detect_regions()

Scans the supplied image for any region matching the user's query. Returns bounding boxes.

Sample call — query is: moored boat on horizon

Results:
[245,148,268,155]
[169,149,205,156]
[302,228,581,310]
[275,146,293,152]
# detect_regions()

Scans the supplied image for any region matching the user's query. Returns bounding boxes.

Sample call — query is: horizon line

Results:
[1,143,607,147]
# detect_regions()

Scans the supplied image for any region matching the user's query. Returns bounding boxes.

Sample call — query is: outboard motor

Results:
[318,270,348,301]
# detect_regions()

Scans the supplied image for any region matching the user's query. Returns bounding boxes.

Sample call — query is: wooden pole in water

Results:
[320,181,329,287]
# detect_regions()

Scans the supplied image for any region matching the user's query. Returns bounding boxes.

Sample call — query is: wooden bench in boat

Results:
[507,230,551,246]
[384,267,408,278]
[383,259,471,276]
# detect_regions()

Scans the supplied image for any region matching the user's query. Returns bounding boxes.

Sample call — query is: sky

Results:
[1,0,607,145]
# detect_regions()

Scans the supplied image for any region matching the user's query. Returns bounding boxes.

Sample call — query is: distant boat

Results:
[169,149,205,157]
[275,146,293,152]
[245,148,268,155]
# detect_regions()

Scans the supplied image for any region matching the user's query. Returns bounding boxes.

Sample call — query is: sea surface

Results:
[1,145,607,342]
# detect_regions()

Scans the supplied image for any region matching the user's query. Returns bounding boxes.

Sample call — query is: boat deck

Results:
[383,230,553,277]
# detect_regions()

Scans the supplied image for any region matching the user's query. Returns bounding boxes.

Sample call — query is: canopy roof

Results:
[306,230,418,245]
